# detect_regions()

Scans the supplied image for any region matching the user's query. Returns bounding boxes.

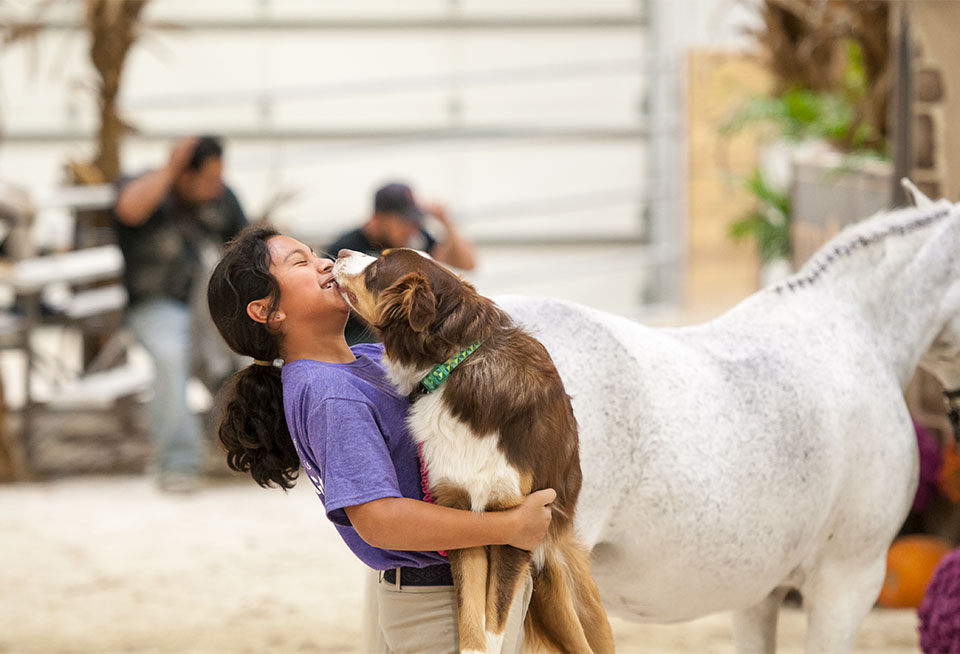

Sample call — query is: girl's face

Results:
[262,235,350,330]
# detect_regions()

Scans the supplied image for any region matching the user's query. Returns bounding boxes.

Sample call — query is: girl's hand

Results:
[507,488,557,551]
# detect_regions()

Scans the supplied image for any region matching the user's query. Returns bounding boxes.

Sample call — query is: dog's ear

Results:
[376,272,437,333]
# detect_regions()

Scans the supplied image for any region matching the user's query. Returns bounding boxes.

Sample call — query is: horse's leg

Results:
[800,557,887,654]
[731,586,789,654]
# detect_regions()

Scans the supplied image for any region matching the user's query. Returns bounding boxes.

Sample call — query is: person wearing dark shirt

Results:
[327,182,476,344]
[112,135,247,492]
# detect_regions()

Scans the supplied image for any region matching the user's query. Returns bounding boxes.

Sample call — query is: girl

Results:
[206,225,556,654]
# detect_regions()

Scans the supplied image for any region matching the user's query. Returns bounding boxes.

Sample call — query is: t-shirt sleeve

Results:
[306,397,403,526]
[420,228,438,253]
[109,173,145,226]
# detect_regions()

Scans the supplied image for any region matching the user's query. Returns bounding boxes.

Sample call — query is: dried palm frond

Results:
[1,0,154,181]
[83,0,150,181]
[739,0,890,151]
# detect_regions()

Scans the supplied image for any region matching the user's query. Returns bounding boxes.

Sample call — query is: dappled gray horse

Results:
[498,192,958,653]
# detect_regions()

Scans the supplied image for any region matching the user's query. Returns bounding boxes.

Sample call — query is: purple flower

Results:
[914,420,943,513]
[918,547,960,653]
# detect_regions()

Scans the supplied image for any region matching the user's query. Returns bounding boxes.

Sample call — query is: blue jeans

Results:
[128,298,203,475]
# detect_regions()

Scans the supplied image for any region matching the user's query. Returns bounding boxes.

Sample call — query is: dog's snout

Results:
[334,249,377,279]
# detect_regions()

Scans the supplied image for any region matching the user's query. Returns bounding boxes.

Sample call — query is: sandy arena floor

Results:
[0,476,920,654]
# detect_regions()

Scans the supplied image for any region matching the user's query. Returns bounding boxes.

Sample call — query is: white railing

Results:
[0,182,151,474]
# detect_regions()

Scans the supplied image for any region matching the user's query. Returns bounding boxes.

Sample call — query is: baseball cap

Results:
[374,182,425,223]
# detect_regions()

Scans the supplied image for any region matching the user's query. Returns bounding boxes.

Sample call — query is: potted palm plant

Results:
[723,0,891,277]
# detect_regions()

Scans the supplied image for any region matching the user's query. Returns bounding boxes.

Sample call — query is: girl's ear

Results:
[247,298,284,326]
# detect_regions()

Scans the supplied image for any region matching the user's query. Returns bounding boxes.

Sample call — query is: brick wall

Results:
[906,2,960,200]
[903,3,960,444]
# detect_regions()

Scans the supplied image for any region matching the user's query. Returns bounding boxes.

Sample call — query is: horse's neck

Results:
[780,204,960,388]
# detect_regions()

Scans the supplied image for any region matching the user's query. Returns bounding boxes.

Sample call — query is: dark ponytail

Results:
[207,225,300,489]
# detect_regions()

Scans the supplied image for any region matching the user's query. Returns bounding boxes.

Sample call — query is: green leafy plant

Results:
[722,37,885,264]
[721,42,880,153]
[728,168,791,264]
[720,87,875,151]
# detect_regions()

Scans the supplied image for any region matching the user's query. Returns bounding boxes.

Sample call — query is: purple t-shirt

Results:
[281,342,448,570]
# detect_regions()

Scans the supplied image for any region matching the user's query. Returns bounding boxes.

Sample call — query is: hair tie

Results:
[252,359,275,367]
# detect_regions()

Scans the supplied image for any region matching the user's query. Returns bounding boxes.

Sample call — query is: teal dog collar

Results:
[418,340,484,394]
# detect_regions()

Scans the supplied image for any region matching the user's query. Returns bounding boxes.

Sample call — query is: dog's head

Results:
[333,248,505,366]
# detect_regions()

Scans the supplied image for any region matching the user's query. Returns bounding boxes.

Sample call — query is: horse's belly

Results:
[580,423,837,620]
[589,497,817,621]
[589,533,797,621]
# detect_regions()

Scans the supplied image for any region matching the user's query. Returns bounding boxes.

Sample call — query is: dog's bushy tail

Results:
[523,533,615,654]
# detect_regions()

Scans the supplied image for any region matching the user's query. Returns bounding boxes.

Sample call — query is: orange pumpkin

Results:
[877,535,952,608]
[938,444,960,503]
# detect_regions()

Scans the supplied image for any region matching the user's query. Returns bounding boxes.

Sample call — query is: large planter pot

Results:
[789,142,892,269]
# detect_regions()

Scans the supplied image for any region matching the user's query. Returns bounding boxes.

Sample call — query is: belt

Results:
[382,563,454,587]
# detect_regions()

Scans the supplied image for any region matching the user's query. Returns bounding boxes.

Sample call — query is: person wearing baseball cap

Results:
[327,181,476,344]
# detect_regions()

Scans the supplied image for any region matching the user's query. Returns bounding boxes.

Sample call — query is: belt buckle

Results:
[382,566,403,589]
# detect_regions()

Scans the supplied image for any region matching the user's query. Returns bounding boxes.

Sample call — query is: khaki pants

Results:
[368,569,533,654]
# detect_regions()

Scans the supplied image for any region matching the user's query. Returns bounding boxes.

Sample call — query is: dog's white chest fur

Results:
[407,389,522,512]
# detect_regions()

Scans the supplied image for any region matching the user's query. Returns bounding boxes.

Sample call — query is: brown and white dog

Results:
[333,248,614,654]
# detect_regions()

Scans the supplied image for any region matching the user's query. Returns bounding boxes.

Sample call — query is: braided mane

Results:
[773,204,953,294]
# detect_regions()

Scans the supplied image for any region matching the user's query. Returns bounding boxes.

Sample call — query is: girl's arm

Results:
[343,488,557,552]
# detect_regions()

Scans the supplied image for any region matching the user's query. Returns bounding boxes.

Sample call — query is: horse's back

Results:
[497,294,917,621]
